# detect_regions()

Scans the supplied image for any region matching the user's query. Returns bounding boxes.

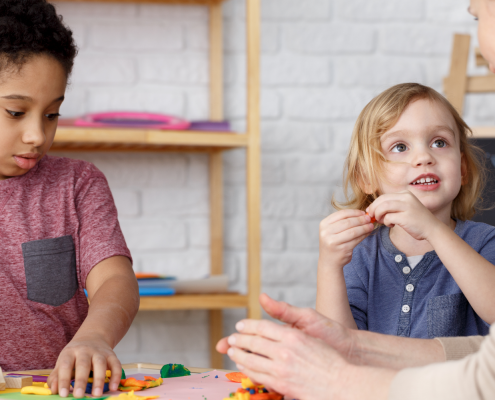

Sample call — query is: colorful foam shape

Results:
[226,372,248,383]
[118,377,162,392]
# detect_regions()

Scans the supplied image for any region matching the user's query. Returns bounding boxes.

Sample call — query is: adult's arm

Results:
[389,325,495,400]
[217,294,447,369]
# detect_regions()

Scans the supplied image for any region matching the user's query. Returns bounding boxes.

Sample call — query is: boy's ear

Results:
[460,153,468,185]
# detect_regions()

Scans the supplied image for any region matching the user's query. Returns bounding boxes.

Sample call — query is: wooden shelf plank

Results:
[52,127,248,151]
[138,293,249,310]
[472,127,495,138]
[57,0,227,4]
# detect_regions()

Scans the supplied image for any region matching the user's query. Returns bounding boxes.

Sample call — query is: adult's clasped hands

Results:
[216,294,361,400]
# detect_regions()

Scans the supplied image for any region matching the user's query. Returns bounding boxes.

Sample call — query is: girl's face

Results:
[0,55,66,180]
[377,98,465,219]
[469,0,495,73]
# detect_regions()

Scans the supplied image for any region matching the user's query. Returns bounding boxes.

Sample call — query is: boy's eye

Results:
[45,113,61,121]
[432,139,446,148]
[6,110,25,117]
[391,143,407,153]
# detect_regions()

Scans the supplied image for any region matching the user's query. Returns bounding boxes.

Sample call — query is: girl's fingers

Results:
[322,209,366,226]
[326,223,374,245]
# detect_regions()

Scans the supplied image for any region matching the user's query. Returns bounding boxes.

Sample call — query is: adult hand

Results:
[217,294,354,360]
[319,209,375,268]
[47,333,122,398]
[226,319,348,400]
[366,190,442,241]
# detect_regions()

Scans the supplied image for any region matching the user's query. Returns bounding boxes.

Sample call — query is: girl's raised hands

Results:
[319,209,375,269]
[366,191,442,241]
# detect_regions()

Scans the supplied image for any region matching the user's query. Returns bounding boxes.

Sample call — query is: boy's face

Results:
[378,99,465,218]
[0,55,66,180]
[469,0,495,73]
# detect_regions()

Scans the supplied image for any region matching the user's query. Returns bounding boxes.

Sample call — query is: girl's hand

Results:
[366,191,441,241]
[47,334,122,398]
[319,209,375,268]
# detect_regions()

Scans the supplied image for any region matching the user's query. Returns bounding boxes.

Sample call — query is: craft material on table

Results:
[118,377,162,392]
[0,368,5,391]
[159,364,190,378]
[224,377,283,400]
[5,376,32,389]
[225,372,248,383]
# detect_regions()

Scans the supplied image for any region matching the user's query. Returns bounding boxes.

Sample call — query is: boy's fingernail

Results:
[227,348,234,357]
[227,335,236,345]
[236,364,245,370]
[75,388,83,398]
[235,321,245,331]
[94,388,102,396]
[59,388,68,397]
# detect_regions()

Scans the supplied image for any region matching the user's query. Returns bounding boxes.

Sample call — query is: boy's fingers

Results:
[91,354,108,397]
[47,369,59,394]
[56,354,76,398]
[108,354,123,391]
[73,355,92,398]
[325,209,366,224]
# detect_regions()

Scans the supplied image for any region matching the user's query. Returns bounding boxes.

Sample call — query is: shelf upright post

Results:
[208,0,225,369]
[246,0,261,320]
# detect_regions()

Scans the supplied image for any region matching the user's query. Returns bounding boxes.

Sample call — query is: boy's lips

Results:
[14,153,40,170]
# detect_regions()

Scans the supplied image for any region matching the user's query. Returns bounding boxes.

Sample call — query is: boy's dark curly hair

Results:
[0,0,77,77]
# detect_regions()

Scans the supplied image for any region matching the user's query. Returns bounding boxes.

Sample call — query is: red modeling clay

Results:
[366,212,376,223]
[226,372,248,383]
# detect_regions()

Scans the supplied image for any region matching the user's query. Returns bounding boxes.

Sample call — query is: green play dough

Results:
[160,364,191,378]
[121,368,126,379]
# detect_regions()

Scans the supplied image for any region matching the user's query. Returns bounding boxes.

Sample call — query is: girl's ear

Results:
[358,174,375,195]
[460,153,468,185]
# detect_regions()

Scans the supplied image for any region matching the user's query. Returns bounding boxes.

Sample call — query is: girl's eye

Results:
[45,113,61,121]
[6,110,24,117]
[432,139,446,148]
[391,143,407,153]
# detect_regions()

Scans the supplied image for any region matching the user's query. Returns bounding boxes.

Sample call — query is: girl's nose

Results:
[22,120,46,147]
[412,148,435,166]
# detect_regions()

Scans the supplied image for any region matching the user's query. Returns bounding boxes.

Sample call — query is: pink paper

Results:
[96,371,241,400]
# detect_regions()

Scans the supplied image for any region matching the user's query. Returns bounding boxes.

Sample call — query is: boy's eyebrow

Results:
[1,94,65,102]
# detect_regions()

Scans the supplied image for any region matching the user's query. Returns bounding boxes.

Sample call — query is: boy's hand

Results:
[319,209,375,268]
[47,333,122,398]
[366,191,441,241]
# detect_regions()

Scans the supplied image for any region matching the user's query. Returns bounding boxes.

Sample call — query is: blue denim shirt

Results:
[343,220,493,338]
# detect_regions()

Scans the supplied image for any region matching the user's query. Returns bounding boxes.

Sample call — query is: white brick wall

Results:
[52,0,495,369]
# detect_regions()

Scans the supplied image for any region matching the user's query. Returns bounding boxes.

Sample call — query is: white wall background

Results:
[51,0,495,368]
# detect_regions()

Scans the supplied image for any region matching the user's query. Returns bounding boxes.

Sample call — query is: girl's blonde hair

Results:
[333,82,486,221]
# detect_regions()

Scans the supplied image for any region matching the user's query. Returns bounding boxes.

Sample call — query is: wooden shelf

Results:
[58,0,227,4]
[139,293,249,310]
[52,127,248,152]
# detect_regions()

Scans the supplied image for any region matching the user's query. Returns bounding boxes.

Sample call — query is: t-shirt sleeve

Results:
[388,324,495,400]
[74,163,132,287]
[344,259,368,330]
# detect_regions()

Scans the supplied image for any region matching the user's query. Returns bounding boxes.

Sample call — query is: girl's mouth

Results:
[14,155,40,170]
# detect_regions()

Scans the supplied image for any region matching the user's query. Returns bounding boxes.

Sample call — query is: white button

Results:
[403,266,411,274]
[395,255,403,263]
[402,305,410,313]
[406,284,414,292]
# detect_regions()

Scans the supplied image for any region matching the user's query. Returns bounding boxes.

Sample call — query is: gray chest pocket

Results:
[427,293,468,338]
[22,235,78,307]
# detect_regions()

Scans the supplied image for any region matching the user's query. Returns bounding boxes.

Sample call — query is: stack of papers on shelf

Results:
[136,274,229,295]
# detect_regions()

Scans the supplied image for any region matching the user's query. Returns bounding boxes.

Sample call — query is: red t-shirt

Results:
[0,155,131,371]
